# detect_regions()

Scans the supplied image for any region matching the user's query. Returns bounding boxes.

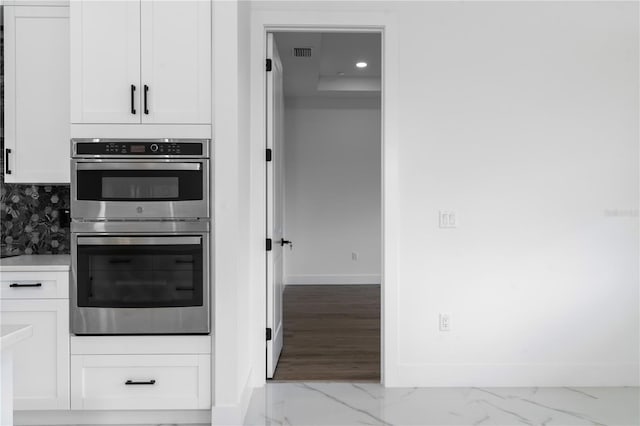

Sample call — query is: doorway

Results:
[266,31,382,382]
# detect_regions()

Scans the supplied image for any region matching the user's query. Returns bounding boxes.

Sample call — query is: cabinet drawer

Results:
[0,271,69,299]
[71,354,210,410]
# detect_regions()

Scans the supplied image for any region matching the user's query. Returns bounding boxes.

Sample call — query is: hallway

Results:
[272,285,380,381]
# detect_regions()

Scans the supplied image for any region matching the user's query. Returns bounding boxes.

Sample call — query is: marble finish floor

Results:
[243,383,640,426]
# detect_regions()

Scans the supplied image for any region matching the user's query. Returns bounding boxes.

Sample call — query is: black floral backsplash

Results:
[0,184,70,256]
[0,10,71,257]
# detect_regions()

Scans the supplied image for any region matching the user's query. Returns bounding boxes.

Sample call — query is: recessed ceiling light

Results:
[356,62,368,69]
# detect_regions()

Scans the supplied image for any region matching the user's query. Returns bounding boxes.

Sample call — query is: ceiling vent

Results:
[292,47,312,58]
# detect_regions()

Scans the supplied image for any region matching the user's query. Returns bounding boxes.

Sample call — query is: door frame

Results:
[249,6,400,387]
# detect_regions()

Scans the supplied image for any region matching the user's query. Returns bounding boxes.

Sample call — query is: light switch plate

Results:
[439,313,451,331]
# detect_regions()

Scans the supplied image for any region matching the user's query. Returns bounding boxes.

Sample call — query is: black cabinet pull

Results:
[9,283,42,288]
[144,85,149,115]
[125,379,156,385]
[5,149,12,175]
[175,259,194,264]
[131,84,136,114]
[109,258,132,264]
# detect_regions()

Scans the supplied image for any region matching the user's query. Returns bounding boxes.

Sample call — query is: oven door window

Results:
[75,164,203,201]
[76,236,203,308]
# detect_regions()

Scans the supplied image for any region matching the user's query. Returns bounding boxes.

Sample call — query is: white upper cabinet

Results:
[70,0,211,126]
[140,1,211,124]
[70,1,140,124]
[3,6,70,183]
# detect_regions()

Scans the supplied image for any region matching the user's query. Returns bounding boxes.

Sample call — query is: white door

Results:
[266,33,285,378]
[0,299,70,410]
[3,6,70,183]
[140,0,211,124]
[70,0,140,124]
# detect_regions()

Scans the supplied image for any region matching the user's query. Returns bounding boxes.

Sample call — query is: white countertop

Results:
[0,325,33,351]
[0,255,71,272]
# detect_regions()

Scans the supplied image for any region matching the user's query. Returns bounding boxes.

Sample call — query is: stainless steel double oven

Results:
[70,139,210,335]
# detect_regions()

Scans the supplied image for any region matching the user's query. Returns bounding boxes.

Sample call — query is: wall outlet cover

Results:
[439,211,457,229]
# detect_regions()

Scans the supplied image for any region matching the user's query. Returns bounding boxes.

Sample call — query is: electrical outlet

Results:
[439,313,451,332]
[352,252,358,261]
[439,211,457,229]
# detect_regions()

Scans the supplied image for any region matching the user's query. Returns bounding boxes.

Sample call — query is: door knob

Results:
[279,239,293,249]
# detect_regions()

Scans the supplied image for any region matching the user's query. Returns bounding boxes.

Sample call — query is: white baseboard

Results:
[211,369,255,426]
[285,274,380,285]
[384,362,640,387]
[14,409,210,425]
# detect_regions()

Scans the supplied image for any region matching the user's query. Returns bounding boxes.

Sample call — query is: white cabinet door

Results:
[70,0,140,124]
[140,0,211,124]
[3,6,70,183]
[0,299,70,410]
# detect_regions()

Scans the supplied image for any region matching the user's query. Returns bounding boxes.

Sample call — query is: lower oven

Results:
[71,221,210,335]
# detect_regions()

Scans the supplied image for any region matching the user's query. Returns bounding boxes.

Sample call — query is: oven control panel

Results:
[74,141,205,156]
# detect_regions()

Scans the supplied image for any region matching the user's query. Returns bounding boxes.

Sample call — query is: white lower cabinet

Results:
[0,295,70,410]
[0,271,70,299]
[69,335,212,411]
[70,354,211,410]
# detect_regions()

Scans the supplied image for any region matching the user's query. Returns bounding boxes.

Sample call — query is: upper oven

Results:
[71,139,210,221]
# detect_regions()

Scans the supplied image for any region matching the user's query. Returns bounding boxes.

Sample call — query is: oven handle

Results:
[75,162,201,171]
[77,236,201,246]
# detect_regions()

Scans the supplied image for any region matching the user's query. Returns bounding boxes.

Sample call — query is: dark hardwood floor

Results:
[272,284,380,382]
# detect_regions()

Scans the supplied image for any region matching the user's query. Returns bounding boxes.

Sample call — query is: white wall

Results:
[283,97,381,285]
[249,1,639,388]
[211,1,253,423]
[391,0,639,387]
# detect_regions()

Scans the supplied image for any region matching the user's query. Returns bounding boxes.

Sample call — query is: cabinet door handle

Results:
[125,379,156,385]
[144,85,149,115]
[131,84,136,114]
[9,283,42,288]
[5,149,12,175]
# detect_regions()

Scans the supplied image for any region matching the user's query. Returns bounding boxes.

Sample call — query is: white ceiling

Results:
[274,32,381,99]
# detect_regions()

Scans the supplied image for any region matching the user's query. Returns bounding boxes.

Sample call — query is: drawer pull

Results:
[109,258,132,264]
[9,283,42,288]
[125,379,156,386]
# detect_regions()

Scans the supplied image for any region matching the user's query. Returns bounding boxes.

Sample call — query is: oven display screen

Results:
[130,145,146,153]
[102,177,179,199]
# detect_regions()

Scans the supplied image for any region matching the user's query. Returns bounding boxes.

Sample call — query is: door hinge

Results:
[266,238,272,251]
[266,148,272,162]
[266,328,272,341]
[266,58,272,72]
